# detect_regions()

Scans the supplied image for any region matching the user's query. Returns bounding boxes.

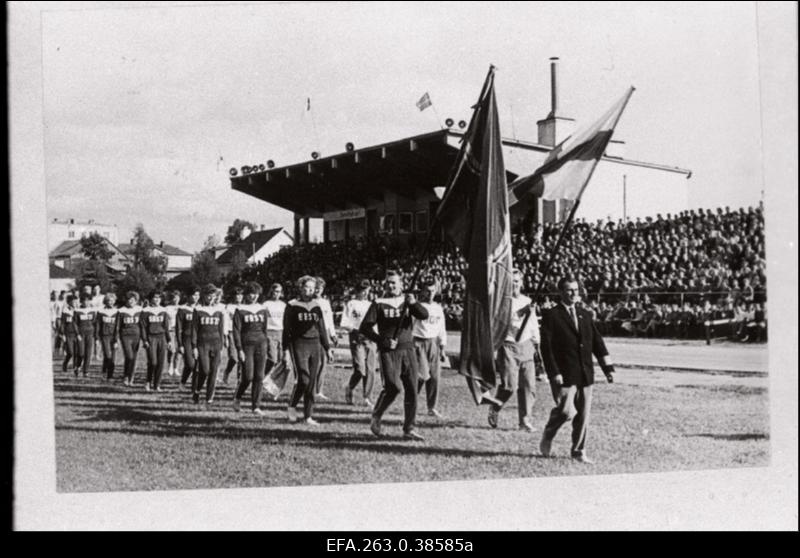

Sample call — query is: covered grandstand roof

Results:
[230,129,691,218]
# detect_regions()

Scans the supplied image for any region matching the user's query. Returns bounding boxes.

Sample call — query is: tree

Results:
[73,259,113,292]
[225,218,256,245]
[190,249,221,286]
[115,267,157,299]
[203,234,222,253]
[80,232,114,262]
[130,223,167,278]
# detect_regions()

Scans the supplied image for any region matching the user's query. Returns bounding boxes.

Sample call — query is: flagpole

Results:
[532,198,582,301]
[391,66,497,340]
[532,86,636,301]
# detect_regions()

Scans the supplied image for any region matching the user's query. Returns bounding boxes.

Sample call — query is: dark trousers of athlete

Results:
[99,335,116,379]
[194,340,222,402]
[235,339,268,411]
[373,347,419,434]
[289,339,323,419]
[223,337,241,383]
[119,335,140,382]
[62,335,78,373]
[145,333,167,389]
[75,333,94,376]
[347,332,376,399]
[180,337,196,385]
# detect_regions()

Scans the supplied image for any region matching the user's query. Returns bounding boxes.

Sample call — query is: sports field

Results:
[53,338,769,493]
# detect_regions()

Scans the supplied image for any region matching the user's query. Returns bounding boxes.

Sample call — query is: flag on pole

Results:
[508,87,635,206]
[416,92,432,111]
[434,67,513,405]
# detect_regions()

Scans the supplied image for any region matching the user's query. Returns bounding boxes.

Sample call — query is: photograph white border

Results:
[11,1,797,531]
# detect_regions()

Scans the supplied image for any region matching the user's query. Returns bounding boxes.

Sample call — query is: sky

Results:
[41,1,765,253]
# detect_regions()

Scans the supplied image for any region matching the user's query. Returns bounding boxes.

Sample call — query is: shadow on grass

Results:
[685,433,769,441]
[57,406,534,459]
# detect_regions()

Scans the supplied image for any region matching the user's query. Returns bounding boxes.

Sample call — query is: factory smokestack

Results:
[549,56,559,117]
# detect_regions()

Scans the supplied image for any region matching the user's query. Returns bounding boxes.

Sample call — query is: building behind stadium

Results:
[231,59,692,246]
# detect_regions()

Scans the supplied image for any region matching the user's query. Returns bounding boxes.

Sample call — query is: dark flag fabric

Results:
[435,67,513,405]
[507,87,635,207]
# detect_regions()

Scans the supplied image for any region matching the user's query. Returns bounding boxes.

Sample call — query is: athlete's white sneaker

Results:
[252,408,265,417]
[233,399,241,412]
[287,406,298,423]
[304,417,320,426]
[315,392,330,402]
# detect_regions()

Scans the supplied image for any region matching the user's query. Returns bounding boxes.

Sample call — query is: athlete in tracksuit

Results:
[232,282,269,415]
[359,270,428,441]
[176,287,200,389]
[283,276,333,425]
[140,292,172,391]
[74,293,98,377]
[58,295,79,374]
[95,293,119,380]
[222,287,244,384]
[116,292,142,386]
[412,279,448,419]
[191,285,226,404]
[341,279,378,408]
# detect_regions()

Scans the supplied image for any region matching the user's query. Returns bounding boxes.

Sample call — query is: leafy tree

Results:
[190,249,221,286]
[115,266,157,299]
[80,232,114,262]
[225,218,255,245]
[73,259,113,292]
[203,234,222,252]
[130,223,167,278]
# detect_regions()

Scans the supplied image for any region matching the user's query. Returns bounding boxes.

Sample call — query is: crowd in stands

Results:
[239,205,767,342]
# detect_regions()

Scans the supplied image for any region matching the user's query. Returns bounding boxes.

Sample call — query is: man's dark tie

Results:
[568,306,578,330]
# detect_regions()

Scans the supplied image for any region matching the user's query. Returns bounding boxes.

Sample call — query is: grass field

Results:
[53,349,770,493]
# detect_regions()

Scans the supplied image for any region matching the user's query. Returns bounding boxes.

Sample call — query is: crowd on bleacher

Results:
[242,205,766,341]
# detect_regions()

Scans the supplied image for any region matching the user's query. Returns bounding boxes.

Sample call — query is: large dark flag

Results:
[507,87,635,207]
[435,66,513,405]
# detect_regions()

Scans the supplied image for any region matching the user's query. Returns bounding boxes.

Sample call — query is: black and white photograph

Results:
[10,1,797,531]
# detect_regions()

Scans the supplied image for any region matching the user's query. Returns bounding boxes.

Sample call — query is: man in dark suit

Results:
[539,275,615,464]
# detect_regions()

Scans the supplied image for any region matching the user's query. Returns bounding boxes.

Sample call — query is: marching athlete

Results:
[487,269,541,431]
[262,283,288,399]
[191,284,226,405]
[164,291,181,377]
[232,282,269,415]
[117,291,142,386]
[140,291,172,392]
[412,277,448,419]
[74,292,98,377]
[283,275,334,425]
[359,270,429,441]
[341,279,378,408]
[313,277,337,401]
[176,286,200,389]
[222,286,244,384]
[58,294,79,374]
[96,293,119,380]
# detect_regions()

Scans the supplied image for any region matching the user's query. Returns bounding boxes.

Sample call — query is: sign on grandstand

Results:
[323,208,366,222]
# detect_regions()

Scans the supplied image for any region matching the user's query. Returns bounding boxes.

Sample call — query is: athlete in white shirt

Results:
[222,286,244,384]
[262,283,290,399]
[487,268,541,432]
[341,280,378,408]
[313,277,337,401]
[412,278,448,418]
